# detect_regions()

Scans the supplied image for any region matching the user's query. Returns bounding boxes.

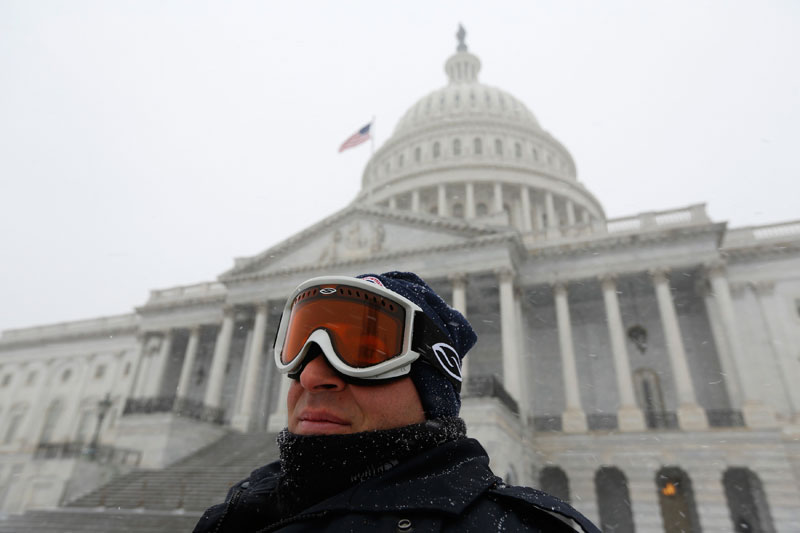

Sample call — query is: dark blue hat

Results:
[357,272,477,419]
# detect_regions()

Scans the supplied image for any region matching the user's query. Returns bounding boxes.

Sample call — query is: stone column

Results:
[204,306,236,411]
[514,287,531,425]
[176,326,201,400]
[707,264,776,427]
[599,275,646,431]
[545,192,558,238]
[650,268,707,429]
[147,329,173,398]
[411,189,420,213]
[233,303,270,432]
[449,274,469,391]
[267,375,292,432]
[566,200,576,227]
[437,184,448,216]
[699,281,743,407]
[497,268,521,401]
[465,182,476,219]
[493,183,504,213]
[553,282,587,432]
[132,335,157,398]
[520,185,533,232]
[751,282,800,416]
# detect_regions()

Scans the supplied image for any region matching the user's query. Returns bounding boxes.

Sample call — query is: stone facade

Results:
[2,34,800,532]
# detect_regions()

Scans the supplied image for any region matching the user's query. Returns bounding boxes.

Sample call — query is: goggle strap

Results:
[411,311,464,393]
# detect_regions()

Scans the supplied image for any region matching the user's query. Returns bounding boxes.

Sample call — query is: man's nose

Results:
[298,348,347,391]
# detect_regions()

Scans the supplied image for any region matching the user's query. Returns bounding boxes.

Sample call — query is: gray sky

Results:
[1,1,798,331]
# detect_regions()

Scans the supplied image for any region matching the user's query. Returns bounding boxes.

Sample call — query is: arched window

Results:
[397,154,404,168]
[540,466,570,503]
[3,405,26,445]
[724,468,775,533]
[453,139,461,156]
[414,147,421,163]
[515,142,522,158]
[657,467,702,533]
[532,147,539,160]
[595,467,635,533]
[39,399,63,444]
[75,408,95,444]
[476,202,488,216]
[495,138,503,155]
[452,203,464,218]
[473,138,482,155]
[433,142,440,158]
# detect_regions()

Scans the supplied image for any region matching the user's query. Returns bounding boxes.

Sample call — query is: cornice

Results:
[526,222,726,259]
[0,323,139,351]
[721,242,800,263]
[135,293,227,314]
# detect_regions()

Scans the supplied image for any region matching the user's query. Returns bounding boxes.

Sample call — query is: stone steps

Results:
[68,431,280,512]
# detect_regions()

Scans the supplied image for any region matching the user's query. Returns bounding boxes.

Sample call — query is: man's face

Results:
[287,352,426,435]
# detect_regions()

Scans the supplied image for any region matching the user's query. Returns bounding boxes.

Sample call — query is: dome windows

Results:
[453,139,461,156]
[454,92,460,107]
[414,147,421,163]
[495,138,503,155]
[532,147,539,161]
[397,154,404,168]
[433,142,441,158]
[476,202,488,216]
[474,138,483,155]
[515,142,522,158]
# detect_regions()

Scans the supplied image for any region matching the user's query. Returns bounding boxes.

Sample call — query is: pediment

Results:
[220,204,504,281]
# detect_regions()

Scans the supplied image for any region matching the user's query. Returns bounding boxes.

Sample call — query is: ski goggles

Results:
[273,276,463,390]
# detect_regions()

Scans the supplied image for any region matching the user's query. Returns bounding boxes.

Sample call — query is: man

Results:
[194,272,599,532]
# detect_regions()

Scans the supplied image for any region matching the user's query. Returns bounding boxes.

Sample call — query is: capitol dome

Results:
[356,27,606,239]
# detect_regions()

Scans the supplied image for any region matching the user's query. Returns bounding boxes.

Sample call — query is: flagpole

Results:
[370,115,375,155]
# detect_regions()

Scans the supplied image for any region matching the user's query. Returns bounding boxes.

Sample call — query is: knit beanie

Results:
[357,272,477,418]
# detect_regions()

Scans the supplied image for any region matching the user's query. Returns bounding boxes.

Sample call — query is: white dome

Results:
[392,51,542,138]
[356,29,606,234]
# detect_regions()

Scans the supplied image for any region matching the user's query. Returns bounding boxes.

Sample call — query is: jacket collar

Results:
[297,438,497,516]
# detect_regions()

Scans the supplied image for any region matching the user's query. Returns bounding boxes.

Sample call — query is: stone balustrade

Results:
[722,219,800,247]
[605,203,710,234]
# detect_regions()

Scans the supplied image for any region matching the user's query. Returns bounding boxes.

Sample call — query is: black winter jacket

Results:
[193,437,599,533]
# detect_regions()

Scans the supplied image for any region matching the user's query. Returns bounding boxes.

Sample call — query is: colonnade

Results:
[132,303,272,432]
[383,182,595,235]
[130,262,773,433]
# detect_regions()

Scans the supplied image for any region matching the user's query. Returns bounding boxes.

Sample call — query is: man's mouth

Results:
[295,410,352,434]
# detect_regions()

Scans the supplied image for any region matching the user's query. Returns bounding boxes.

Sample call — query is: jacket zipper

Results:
[212,487,244,533]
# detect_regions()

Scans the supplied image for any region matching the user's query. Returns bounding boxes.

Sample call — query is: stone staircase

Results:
[0,431,280,532]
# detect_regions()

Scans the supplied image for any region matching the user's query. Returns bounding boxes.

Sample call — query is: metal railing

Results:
[123,396,225,425]
[34,441,141,466]
[463,375,519,415]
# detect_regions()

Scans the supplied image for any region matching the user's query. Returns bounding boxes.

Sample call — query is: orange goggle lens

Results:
[281,286,407,368]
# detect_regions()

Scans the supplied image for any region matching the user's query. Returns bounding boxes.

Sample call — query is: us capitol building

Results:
[1,32,799,532]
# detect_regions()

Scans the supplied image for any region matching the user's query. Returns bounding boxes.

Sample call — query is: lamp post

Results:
[87,393,113,461]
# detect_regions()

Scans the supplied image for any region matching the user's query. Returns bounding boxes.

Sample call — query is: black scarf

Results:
[275,417,466,516]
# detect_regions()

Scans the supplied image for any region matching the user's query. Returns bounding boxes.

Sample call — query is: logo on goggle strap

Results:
[319,287,337,295]
[361,276,385,287]
[432,342,462,382]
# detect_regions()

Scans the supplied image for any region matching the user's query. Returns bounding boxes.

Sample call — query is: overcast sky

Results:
[1,1,798,331]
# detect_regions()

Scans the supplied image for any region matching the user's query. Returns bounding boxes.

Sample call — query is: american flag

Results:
[338,122,372,152]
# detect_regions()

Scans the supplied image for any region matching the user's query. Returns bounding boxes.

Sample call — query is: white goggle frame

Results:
[273,276,425,381]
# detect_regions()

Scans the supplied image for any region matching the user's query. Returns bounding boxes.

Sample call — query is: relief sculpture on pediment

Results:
[317,221,385,265]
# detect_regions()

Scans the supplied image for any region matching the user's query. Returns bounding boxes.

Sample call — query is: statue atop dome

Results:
[456,24,467,52]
